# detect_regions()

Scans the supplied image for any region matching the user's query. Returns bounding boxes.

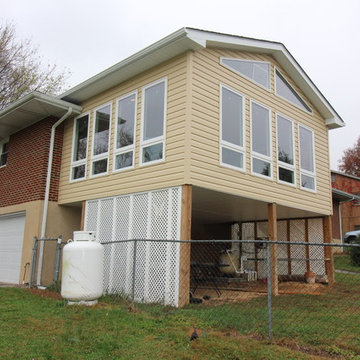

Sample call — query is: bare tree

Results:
[338,135,360,177]
[0,22,69,110]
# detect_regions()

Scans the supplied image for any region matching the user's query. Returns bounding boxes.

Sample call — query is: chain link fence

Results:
[97,239,360,355]
[29,236,64,288]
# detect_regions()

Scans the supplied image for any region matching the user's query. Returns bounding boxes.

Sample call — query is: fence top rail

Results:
[99,238,360,248]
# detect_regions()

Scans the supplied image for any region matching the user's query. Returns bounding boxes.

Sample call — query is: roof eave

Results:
[0,92,82,141]
[59,27,344,128]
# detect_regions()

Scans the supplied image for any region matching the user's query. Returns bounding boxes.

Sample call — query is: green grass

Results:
[334,252,360,273]
[0,288,333,360]
[1,271,360,359]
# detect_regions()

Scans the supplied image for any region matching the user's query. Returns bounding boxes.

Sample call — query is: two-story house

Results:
[0,28,344,305]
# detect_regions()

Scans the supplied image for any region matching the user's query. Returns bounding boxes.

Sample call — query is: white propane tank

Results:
[61,231,104,305]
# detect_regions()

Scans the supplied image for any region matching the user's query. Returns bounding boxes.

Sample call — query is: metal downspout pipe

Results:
[36,107,73,286]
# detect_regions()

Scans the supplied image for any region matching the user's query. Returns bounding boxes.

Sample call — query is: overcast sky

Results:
[2,0,359,169]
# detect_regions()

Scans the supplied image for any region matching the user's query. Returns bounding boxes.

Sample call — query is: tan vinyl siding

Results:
[189,48,332,215]
[58,54,188,204]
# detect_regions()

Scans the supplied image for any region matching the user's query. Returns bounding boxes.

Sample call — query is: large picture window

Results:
[299,124,316,191]
[251,101,272,178]
[277,114,295,185]
[91,103,111,176]
[220,85,245,170]
[140,78,167,165]
[70,114,89,180]
[114,92,137,172]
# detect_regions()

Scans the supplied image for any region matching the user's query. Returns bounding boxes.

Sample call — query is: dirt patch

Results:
[210,330,336,359]
[26,288,63,300]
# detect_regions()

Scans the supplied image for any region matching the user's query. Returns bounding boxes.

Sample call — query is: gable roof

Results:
[60,27,344,129]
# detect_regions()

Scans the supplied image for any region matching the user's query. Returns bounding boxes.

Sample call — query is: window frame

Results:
[276,113,296,187]
[220,57,271,91]
[90,101,112,178]
[139,77,167,167]
[219,83,246,172]
[275,67,312,114]
[250,100,273,180]
[298,123,316,192]
[113,90,138,173]
[69,113,90,182]
[0,137,9,168]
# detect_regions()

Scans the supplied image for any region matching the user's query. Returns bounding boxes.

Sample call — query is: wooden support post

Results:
[268,203,279,296]
[323,215,335,286]
[178,185,192,307]
[80,201,86,231]
[305,219,310,272]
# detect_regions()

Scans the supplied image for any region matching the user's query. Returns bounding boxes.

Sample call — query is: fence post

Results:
[131,240,138,302]
[266,242,273,342]
[53,236,62,285]
[29,237,38,288]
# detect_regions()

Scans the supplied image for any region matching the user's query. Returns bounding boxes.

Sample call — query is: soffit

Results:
[0,92,82,141]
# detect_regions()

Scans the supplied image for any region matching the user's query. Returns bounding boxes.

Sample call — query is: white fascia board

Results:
[0,91,82,119]
[60,28,205,104]
[59,27,344,129]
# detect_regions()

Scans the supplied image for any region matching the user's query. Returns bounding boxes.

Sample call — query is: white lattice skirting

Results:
[84,186,182,306]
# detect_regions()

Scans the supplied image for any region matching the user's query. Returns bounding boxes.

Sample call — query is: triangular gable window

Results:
[275,69,312,113]
[221,58,270,89]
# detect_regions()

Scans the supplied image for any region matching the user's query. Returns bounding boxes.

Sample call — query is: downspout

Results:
[36,107,73,286]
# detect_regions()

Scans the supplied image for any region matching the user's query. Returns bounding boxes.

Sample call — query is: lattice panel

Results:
[241,223,256,275]
[84,187,182,306]
[277,220,289,276]
[308,218,325,275]
[256,222,268,279]
[290,220,307,275]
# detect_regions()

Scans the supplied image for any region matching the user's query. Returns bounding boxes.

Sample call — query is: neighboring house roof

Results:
[332,188,360,203]
[60,27,344,129]
[0,92,82,141]
[331,170,360,182]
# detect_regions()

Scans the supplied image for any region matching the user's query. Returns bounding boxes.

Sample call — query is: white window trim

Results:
[275,67,312,114]
[220,57,271,91]
[113,90,138,173]
[298,123,317,192]
[219,83,246,172]
[69,112,90,182]
[0,137,9,168]
[276,113,296,187]
[90,101,112,178]
[250,100,273,180]
[139,77,167,167]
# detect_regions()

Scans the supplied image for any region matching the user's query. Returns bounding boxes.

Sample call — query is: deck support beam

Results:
[178,185,192,307]
[323,215,335,286]
[268,203,279,296]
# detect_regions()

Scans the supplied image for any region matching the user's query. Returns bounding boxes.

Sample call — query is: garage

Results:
[0,212,25,284]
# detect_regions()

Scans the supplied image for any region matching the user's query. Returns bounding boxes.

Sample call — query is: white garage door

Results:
[0,212,25,283]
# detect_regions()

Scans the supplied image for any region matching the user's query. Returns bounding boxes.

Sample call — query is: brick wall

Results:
[332,173,360,234]
[0,117,64,207]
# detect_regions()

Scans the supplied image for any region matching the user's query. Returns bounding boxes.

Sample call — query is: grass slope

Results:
[0,288,328,360]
